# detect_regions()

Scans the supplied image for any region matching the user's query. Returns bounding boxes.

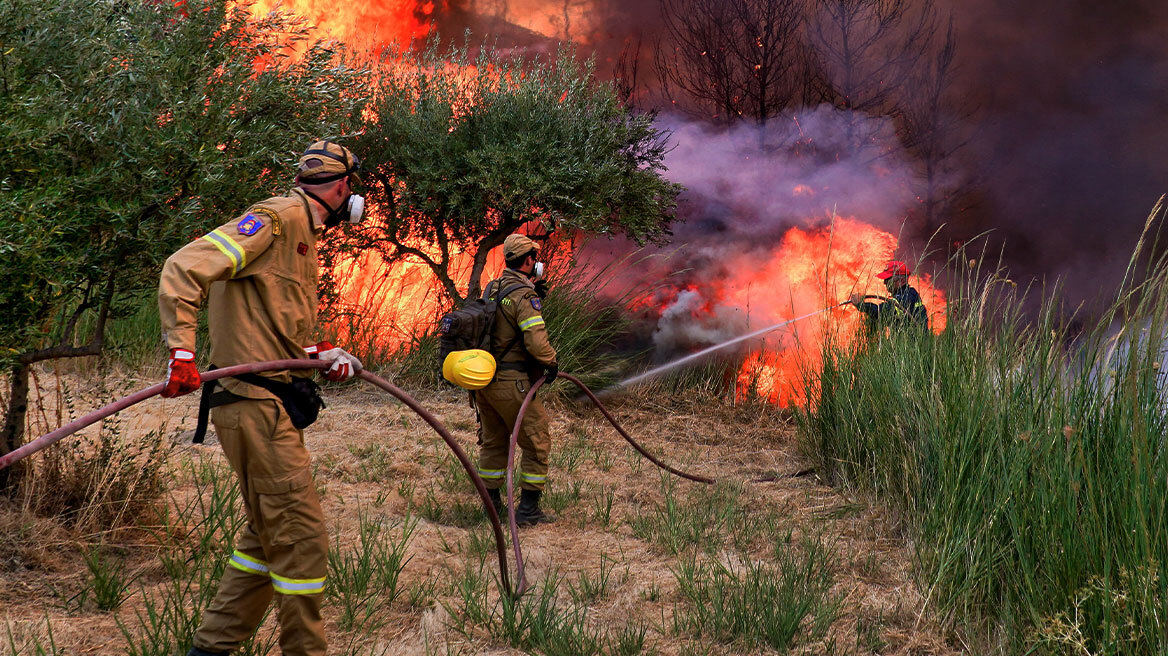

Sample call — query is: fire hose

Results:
[505,373,714,595]
[0,360,515,597]
[0,299,887,598]
[0,360,716,599]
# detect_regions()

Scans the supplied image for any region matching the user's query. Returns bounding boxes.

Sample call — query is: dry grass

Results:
[0,373,958,655]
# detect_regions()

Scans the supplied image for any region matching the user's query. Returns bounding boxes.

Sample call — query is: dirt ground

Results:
[0,372,960,655]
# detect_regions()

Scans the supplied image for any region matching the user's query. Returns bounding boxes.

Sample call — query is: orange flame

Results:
[328,242,504,353]
[682,217,946,407]
[247,0,432,51]
[326,226,571,354]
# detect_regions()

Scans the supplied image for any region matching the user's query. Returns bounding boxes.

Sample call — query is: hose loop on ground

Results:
[505,372,714,596]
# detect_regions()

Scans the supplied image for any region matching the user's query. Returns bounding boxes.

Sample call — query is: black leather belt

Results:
[497,362,531,372]
[193,379,246,444]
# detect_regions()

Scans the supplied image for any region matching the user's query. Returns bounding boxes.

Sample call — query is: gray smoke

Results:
[661,107,920,241]
[651,289,748,353]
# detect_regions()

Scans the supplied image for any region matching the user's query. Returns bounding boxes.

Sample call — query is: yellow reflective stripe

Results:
[270,572,326,595]
[520,472,547,483]
[228,550,269,576]
[477,468,505,479]
[201,229,246,275]
[519,316,545,331]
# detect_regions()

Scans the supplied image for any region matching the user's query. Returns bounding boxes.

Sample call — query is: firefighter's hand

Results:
[319,346,364,382]
[534,280,550,299]
[162,348,201,398]
[542,364,559,384]
[848,292,865,307]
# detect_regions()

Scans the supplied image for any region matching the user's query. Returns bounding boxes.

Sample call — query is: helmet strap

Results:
[300,188,347,228]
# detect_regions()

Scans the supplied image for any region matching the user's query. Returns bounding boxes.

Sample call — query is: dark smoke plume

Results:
[439,0,1168,307]
[946,0,1168,299]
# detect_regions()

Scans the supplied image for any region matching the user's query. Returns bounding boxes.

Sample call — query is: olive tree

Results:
[0,0,366,485]
[344,44,682,304]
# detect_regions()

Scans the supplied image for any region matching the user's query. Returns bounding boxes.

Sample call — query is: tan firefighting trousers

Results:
[192,399,328,656]
[474,376,551,491]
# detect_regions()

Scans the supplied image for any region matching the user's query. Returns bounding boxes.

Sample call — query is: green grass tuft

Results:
[328,509,416,633]
[670,535,840,652]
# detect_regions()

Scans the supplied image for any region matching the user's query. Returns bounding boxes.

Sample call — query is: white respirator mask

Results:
[347,194,365,224]
[532,261,545,279]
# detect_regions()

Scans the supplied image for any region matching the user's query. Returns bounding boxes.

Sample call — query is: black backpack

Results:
[438,281,527,372]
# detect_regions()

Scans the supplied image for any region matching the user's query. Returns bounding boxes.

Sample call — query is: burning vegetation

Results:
[9,1,1168,655]
[237,0,953,407]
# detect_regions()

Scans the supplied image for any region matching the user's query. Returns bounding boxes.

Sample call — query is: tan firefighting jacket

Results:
[484,268,557,379]
[158,188,321,400]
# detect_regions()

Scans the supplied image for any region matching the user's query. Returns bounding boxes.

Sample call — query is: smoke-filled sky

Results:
[950,0,1168,295]
[440,0,1168,303]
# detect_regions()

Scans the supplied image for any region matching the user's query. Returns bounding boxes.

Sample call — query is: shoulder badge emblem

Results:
[237,214,264,236]
[249,207,281,236]
[531,298,542,310]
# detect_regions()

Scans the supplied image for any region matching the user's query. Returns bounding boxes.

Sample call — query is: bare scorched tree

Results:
[806,0,936,152]
[656,0,806,126]
[897,16,978,233]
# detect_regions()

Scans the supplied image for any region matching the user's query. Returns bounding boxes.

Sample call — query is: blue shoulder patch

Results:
[531,297,542,311]
[237,214,264,236]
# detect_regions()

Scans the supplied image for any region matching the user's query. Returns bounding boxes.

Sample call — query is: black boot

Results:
[515,489,556,527]
[486,487,505,515]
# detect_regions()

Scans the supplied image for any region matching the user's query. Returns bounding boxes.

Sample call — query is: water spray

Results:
[612,301,851,390]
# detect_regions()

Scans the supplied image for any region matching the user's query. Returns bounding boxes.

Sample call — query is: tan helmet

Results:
[503,234,539,262]
[442,349,497,389]
[297,140,362,186]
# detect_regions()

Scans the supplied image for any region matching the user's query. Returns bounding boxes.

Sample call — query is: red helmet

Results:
[876,260,910,280]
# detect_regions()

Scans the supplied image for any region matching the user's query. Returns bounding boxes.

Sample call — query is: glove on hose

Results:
[534,280,550,299]
[542,364,559,384]
[306,341,363,382]
[162,348,200,398]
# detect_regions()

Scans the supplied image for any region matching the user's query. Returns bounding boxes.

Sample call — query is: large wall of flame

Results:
[247,0,433,51]
[730,219,946,407]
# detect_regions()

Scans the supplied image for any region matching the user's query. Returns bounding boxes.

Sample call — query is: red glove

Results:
[304,341,335,358]
[162,348,201,398]
[305,341,361,382]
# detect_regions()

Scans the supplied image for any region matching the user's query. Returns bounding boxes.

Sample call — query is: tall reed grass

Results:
[797,203,1168,654]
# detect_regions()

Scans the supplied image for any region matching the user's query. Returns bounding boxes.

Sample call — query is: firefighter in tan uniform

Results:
[474,234,559,526]
[158,141,365,656]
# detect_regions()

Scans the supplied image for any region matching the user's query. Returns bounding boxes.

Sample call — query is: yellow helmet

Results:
[442,349,497,390]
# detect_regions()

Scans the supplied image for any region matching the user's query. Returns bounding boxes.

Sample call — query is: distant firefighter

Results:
[849,260,929,331]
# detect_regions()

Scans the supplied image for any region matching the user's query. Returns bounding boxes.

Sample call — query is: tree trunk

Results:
[0,363,30,491]
[466,230,513,302]
[0,271,114,491]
